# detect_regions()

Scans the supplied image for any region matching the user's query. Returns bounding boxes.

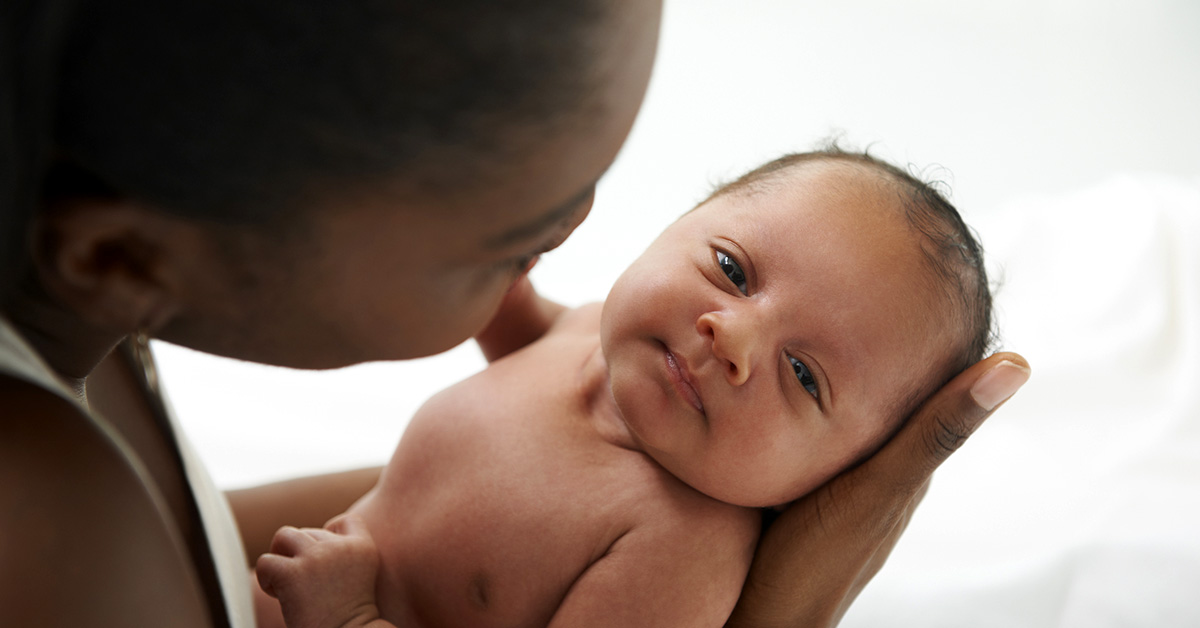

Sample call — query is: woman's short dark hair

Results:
[2,0,605,293]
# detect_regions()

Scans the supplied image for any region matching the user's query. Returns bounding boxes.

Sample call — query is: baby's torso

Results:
[350,306,733,628]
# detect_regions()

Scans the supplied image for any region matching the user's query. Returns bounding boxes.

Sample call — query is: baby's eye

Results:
[788,356,818,398]
[716,250,748,295]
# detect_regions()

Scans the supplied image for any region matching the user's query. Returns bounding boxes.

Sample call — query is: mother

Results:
[0,0,1029,626]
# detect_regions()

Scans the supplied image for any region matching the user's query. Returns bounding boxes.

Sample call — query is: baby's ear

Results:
[33,197,185,334]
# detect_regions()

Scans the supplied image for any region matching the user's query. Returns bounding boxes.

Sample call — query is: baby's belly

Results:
[352,479,619,628]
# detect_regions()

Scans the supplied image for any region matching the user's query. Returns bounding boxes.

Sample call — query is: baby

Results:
[255,149,994,628]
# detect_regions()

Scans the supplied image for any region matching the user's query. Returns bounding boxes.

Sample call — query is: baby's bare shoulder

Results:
[613,461,761,556]
[549,477,761,627]
[657,485,759,542]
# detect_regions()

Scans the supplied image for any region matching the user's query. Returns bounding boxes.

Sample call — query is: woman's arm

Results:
[725,353,1030,628]
[0,377,215,628]
[227,467,382,565]
[474,273,568,363]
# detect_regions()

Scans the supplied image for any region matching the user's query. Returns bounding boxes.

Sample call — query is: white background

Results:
[156,1,1200,625]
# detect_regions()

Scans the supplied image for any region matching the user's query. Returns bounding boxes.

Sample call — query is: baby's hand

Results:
[256,515,394,628]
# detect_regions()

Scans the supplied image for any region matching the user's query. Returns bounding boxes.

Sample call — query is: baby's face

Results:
[600,161,957,507]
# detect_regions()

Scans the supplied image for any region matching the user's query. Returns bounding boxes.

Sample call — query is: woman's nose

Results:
[696,310,754,386]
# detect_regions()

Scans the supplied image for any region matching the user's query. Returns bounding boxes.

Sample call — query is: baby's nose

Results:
[696,311,754,386]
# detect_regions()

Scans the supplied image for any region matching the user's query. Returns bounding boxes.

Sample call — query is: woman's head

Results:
[2,0,661,367]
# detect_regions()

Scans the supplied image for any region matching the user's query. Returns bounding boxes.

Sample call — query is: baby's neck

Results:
[578,344,640,451]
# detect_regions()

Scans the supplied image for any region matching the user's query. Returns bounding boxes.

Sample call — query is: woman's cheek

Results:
[463,269,515,331]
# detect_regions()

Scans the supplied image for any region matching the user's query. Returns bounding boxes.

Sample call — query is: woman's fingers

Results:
[726,352,1029,628]
[821,353,1031,580]
[800,352,1030,545]
[864,352,1031,503]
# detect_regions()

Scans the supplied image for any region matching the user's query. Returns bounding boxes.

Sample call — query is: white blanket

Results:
[843,174,1200,627]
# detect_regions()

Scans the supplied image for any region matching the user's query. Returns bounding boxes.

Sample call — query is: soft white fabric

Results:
[842,174,1200,627]
[0,317,255,628]
[159,362,258,628]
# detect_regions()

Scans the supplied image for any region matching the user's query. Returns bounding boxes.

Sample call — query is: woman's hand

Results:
[725,352,1031,628]
[256,515,396,628]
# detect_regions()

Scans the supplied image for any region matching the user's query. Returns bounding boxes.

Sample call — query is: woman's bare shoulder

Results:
[0,375,214,627]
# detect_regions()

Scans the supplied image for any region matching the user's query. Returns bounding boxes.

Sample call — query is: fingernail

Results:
[970,360,1031,411]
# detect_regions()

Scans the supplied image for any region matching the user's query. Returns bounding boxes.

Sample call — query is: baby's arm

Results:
[255,515,397,628]
[475,272,568,362]
[548,508,758,628]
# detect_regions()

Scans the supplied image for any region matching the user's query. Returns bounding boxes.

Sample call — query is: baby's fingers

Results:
[324,513,369,537]
[324,514,382,567]
[268,525,337,557]
[257,525,341,598]
[255,553,288,598]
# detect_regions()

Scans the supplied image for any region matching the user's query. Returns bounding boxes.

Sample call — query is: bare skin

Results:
[1,1,1033,625]
[258,301,762,628]
[254,163,1032,628]
[360,303,760,628]
[0,2,660,626]
[725,352,1029,628]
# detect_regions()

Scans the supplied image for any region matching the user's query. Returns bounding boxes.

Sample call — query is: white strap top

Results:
[0,316,255,627]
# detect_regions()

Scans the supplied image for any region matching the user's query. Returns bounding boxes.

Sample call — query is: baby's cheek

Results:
[836,420,895,474]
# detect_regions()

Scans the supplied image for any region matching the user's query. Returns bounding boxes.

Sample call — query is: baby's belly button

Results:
[467,572,491,610]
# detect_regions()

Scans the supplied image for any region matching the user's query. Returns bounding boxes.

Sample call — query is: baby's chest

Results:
[392,459,638,628]
[364,364,659,627]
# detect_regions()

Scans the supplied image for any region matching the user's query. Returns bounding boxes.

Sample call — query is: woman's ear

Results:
[33,198,186,335]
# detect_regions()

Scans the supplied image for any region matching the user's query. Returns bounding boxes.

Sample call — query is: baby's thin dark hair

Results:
[706,145,997,420]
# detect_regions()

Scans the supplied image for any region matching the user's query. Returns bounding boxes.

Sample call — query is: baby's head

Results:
[600,148,994,507]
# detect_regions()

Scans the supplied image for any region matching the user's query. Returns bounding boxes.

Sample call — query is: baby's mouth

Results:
[664,346,705,415]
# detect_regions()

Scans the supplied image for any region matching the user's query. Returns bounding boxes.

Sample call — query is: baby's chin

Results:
[650,456,804,509]
[692,483,797,509]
